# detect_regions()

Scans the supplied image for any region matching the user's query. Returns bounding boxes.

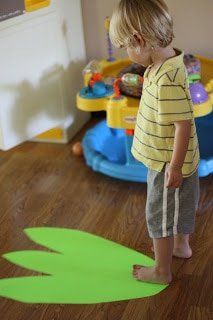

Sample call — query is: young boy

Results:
[110,0,200,284]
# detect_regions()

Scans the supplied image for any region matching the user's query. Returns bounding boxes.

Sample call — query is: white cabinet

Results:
[0,0,89,150]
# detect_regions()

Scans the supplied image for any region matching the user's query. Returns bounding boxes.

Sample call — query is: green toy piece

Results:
[188,73,201,84]
[0,228,168,304]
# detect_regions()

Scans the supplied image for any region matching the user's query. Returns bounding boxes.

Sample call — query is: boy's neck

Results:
[150,45,176,68]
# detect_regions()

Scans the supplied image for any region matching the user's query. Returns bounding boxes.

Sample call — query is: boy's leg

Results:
[133,236,173,284]
[133,167,173,284]
[172,169,199,258]
[134,168,198,284]
[151,234,192,258]
[174,234,192,258]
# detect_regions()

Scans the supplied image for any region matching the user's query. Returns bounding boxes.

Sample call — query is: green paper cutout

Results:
[0,228,168,304]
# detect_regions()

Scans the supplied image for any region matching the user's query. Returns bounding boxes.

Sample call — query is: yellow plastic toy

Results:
[206,79,213,105]
[77,56,213,130]
[25,0,51,12]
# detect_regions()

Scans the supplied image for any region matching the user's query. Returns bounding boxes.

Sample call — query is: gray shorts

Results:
[145,167,200,239]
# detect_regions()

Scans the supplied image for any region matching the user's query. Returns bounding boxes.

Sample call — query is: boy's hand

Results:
[165,165,183,188]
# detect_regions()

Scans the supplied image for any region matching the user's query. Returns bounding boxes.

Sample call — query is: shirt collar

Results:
[145,48,184,79]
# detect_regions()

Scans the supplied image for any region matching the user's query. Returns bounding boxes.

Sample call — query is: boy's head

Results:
[109,0,174,66]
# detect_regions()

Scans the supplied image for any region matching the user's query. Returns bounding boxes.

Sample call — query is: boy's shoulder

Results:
[156,65,187,87]
[155,50,187,87]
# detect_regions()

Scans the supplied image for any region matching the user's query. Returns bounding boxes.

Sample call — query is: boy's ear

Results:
[133,33,146,48]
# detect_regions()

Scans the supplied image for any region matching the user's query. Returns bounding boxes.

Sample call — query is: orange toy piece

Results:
[89,73,102,87]
[72,142,83,157]
[113,78,122,99]
[125,129,134,136]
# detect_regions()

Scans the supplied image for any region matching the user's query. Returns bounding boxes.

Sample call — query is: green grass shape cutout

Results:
[0,228,167,304]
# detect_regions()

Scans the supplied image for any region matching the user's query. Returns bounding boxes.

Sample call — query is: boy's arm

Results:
[166,120,191,188]
[171,120,191,169]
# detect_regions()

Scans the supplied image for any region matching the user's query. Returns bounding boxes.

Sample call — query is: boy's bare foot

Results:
[151,245,192,259]
[132,265,172,284]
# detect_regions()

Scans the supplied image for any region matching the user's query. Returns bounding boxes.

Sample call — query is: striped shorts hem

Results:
[145,167,200,239]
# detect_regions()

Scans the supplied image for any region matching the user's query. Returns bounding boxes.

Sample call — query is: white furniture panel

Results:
[0,0,89,150]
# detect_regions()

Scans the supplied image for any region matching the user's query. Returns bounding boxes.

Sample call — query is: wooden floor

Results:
[0,119,212,320]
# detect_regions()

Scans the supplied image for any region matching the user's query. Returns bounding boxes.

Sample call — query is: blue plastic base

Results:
[82,116,213,182]
[80,84,113,99]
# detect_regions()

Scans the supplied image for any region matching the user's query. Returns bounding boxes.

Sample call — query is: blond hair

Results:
[109,0,174,49]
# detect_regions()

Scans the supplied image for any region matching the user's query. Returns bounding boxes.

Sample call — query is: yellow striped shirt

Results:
[131,50,200,177]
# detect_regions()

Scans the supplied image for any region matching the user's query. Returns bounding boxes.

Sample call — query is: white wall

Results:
[82,0,213,60]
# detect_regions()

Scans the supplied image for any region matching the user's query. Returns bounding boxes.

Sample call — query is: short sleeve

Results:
[157,79,194,124]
